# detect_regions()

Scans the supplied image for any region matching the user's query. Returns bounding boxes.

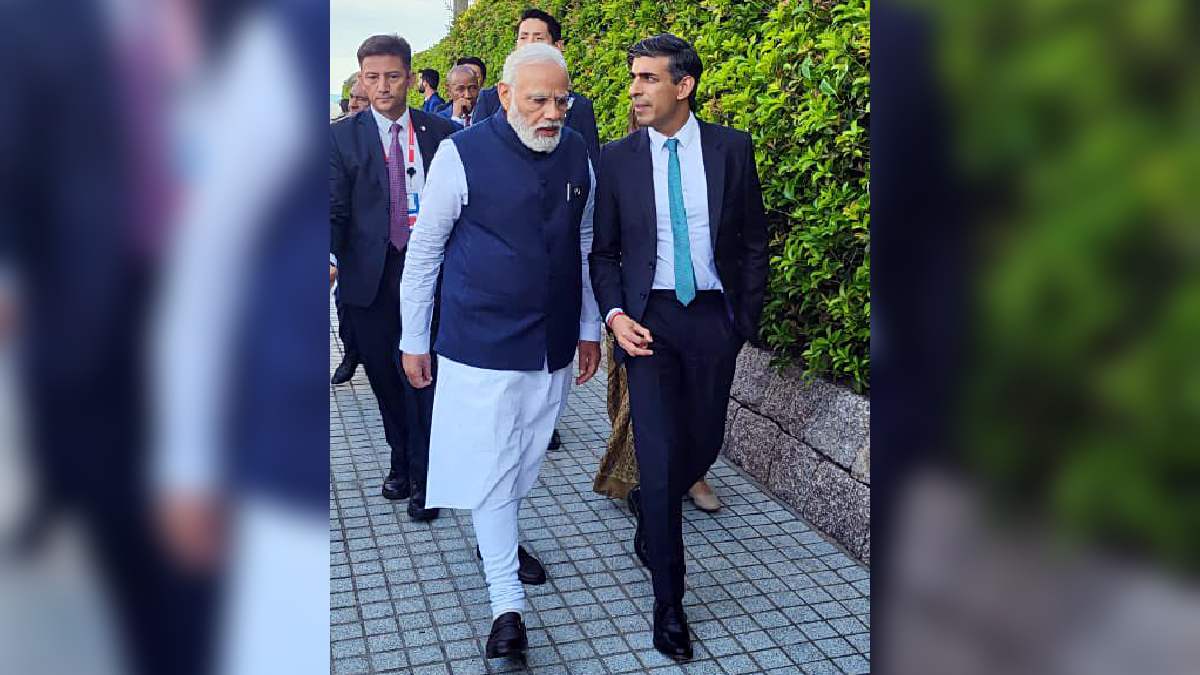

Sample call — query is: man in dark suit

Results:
[436,64,480,127]
[416,68,445,113]
[330,34,459,521]
[473,8,600,169]
[589,34,769,661]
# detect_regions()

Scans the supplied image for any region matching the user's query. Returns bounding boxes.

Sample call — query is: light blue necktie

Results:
[665,138,696,306]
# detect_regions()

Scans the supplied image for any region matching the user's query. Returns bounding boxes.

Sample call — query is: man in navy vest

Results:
[399,44,602,661]
[590,34,770,661]
[330,34,460,521]
[473,9,600,169]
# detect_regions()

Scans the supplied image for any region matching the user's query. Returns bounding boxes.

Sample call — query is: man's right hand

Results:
[329,264,337,289]
[402,352,434,388]
[611,314,654,357]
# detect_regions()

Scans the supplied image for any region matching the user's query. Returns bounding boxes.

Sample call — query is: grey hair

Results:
[500,43,569,87]
[448,64,479,83]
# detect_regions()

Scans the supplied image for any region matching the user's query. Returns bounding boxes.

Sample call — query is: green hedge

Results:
[412,0,870,392]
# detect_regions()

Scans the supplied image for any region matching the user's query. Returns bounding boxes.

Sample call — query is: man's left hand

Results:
[576,340,600,385]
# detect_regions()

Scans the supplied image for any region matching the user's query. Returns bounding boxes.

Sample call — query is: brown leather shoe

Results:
[687,480,721,513]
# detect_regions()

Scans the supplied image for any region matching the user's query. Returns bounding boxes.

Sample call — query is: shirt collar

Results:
[647,112,699,153]
[371,106,410,135]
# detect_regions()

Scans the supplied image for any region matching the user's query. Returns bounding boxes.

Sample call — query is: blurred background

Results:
[2,0,1198,673]
[0,1,329,674]
[873,0,1199,673]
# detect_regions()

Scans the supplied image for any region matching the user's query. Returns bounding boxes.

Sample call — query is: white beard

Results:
[508,106,563,153]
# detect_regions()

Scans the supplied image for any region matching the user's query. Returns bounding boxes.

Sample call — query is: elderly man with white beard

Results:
[398,43,602,660]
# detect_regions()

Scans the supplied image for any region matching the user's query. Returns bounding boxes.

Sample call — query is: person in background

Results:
[437,64,479,127]
[329,34,459,521]
[416,68,445,113]
[455,55,486,89]
[330,76,369,385]
[347,78,370,115]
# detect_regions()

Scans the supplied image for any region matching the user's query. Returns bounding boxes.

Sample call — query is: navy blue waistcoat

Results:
[435,112,591,372]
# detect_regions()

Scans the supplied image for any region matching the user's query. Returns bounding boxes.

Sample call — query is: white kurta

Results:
[425,356,571,509]
[398,138,602,510]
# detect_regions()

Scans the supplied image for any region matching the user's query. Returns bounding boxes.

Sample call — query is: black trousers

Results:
[625,290,741,605]
[343,246,434,488]
[334,291,359,363]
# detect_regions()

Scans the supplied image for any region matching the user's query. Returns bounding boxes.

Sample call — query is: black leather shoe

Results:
[330,355,358,385]
[407,484,440,522]
[548,429,562,449]
[475,545,548,585]
[653,601,693,661]
[627,487,650,568]
[381,471,410,500]
[485,612,527,659]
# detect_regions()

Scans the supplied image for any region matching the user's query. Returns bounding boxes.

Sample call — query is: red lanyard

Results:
[384,118,417,168]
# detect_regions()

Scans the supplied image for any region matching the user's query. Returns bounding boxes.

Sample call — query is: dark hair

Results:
[455,56,486,83]
[419,68,440,90]
[517,8,562,43]
[627,33,703,111]
[357,34,412,71]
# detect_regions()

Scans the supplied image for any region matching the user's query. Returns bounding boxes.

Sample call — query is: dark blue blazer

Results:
[589,121,771,360]
[422,92,446,113]
[330,107,460,307]
[474,86,601,168]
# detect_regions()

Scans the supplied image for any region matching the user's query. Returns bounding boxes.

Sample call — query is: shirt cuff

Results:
[329,253,337,266]
[604,307,625,327]
[399,332,430,355]
[579,319,602,343]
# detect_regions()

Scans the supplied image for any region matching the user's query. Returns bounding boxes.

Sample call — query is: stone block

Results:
[799,463,870,562]
[766,436,821,510]
[724,407,783,484]
[730,346,775,411]
[800,383,870,472]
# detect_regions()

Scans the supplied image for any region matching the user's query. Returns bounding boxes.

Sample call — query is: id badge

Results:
[407,192,420,229]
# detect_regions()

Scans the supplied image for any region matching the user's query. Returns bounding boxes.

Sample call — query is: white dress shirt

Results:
[399,139,603,356]
[606,113,721,326]
[370,106,425,197]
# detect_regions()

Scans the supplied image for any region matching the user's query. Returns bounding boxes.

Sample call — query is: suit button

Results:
[648,262,654,269]
[640,292,648,298]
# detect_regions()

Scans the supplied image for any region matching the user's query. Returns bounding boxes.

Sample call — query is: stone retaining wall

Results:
[723,347,871,563]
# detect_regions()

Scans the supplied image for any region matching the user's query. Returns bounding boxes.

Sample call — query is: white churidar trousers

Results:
[426,355,572,617]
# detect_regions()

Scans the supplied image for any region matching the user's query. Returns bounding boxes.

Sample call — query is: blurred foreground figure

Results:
[0,1,217,674]
[152,1,328,674]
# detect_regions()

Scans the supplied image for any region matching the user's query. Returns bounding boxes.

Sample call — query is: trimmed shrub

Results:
[412,0,870,392]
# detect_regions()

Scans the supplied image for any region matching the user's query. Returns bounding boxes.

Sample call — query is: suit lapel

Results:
[410,108,441,174]
[632,129,657,236]
[699,121,725,249]
[357,110,388,196]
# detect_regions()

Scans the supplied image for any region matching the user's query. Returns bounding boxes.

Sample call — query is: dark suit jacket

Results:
[422,92,446,113]
[474,86,601,168]
[330,107,459,307]
[589,121,770,358]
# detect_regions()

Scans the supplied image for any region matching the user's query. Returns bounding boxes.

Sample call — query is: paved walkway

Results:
[330,305,871,674]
